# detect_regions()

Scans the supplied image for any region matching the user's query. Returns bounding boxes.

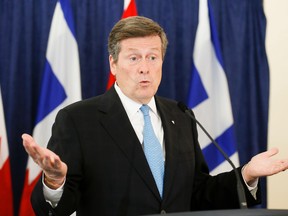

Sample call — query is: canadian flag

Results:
[0,87,14,216]
[106,0,138,90]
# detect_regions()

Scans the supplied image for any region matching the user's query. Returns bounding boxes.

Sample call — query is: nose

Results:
[139,59,149,74]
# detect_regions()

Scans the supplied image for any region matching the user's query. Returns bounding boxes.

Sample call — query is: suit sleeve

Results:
[31,108,82,215]
[189,110,261,210]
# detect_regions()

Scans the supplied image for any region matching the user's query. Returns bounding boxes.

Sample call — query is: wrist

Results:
[44,175,65,190]
[242,164,257,186]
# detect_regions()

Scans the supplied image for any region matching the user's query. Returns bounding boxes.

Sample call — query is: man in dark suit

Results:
[22,16,288,216]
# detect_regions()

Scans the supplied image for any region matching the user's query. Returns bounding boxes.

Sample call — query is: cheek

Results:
[154,66,162,81]
[119,69,132,81]
[115,67,134,85]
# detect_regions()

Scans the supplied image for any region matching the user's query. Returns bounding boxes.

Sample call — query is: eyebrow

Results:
[126,47,161,52]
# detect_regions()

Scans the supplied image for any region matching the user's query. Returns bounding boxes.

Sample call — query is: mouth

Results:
[139,80,151,86]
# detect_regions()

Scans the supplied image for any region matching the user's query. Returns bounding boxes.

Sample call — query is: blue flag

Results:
[188,0,239,175]
[20,0,81,215]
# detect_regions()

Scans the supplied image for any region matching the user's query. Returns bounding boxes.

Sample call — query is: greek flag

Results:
[19,0,81,215]
[188,0,239,175]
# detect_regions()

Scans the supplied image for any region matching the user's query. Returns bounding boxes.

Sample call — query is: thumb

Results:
[22,133,39,148]
[255,148,279,159]
[22,133,33,143]
[264,148,279,158]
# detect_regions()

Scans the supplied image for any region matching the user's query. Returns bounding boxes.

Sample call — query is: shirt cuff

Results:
[42,173,65,208]
[241,166,258,199]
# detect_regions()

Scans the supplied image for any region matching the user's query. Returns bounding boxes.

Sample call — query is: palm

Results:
[22,133,67,181]
[244,148,288,182]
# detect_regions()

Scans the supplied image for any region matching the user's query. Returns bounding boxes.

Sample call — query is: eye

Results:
[129,56,138,62]
[148,55,157,61]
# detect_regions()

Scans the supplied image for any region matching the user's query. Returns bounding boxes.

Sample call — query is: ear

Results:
[109,55,117,76]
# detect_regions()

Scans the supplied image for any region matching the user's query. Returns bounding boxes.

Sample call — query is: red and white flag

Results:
[0,87,14,216]
[106,0,138,90]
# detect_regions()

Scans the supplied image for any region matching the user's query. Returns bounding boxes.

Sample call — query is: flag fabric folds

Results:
[0,87,14,216]
[106,0,138,90]
[19,0,82,215]
[122,0,138,18]
[187,0,239,175]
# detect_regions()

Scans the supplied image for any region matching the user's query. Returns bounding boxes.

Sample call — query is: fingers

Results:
[276,159,288,172]
[255,147,279,159]
[43,154,67,182]
[22,133,45,164]
[43,153,62,170]
[22,133,36,151]
[260,148,288,175]
[22,133,33,143]
[22,133,39,159]
[36,149,60,170]
[22,133,67,184]
[261,148,288,173]
[266,147,279,157]
[22,133,65,172]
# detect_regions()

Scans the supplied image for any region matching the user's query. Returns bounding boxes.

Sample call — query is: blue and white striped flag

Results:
[188,0,239,175]
[20,0,81,215]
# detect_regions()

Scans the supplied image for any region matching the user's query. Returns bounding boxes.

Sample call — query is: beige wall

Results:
[264,0,288,209]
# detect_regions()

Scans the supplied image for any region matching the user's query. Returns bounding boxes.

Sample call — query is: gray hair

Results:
[108,16,168,62]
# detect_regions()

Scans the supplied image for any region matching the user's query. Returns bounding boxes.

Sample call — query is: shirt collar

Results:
[114,83,157,116]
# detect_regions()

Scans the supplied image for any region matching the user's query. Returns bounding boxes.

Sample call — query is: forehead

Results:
[119,36,162,53]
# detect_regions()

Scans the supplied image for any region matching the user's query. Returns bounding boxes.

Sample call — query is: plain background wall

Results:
[264,0,288,209]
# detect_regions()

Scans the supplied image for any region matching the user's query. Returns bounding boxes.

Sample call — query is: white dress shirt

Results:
[114,83,165,158]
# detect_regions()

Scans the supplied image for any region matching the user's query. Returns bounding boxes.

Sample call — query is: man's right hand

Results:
[22,133,67,189]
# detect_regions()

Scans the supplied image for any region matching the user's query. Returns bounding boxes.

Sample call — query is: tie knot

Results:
[140,104,150,116]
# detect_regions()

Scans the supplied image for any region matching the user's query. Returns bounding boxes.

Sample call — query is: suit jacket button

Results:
[160,210,166,214]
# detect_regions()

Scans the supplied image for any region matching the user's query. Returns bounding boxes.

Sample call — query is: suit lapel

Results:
[155,98,181,201]
[98,87,161,200]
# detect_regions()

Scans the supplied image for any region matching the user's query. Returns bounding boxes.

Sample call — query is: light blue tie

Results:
[140,104,164,198]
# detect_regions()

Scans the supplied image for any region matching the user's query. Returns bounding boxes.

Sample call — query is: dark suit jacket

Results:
[31,86,260,215]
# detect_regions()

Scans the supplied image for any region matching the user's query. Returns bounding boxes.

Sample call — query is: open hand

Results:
[243,148,288,185]
[22,133,67,189]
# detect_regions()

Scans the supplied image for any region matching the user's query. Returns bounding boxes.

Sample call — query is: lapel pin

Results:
[171,120,175,124]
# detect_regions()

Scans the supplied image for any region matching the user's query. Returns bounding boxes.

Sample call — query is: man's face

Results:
[110,36,163,104]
